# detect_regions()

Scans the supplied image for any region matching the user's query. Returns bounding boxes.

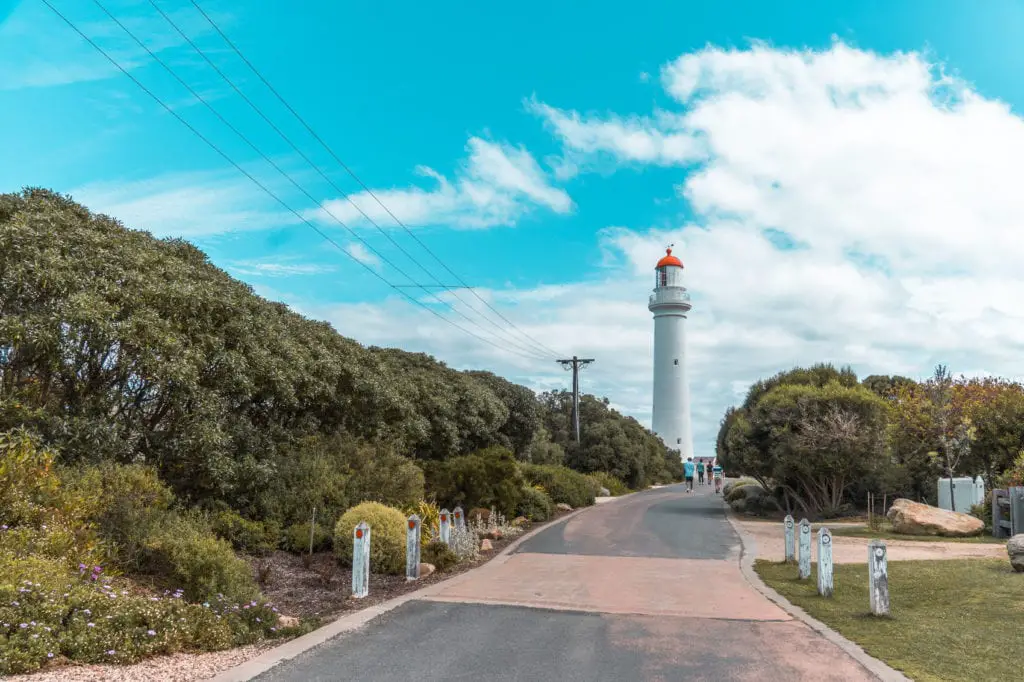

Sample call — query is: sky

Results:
[5,0,1024,458]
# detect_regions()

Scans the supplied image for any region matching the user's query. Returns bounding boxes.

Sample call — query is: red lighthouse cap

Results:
[656,247,683,269]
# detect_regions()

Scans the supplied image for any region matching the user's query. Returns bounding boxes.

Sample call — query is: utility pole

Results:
[557,356,594,443]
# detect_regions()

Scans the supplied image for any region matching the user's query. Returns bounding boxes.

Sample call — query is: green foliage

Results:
[519,463,595,508]
[282,522,332,554]
[141,513,258,603]
[344,444,425,509]
[995,450,1024,488]
[402,500,440,545]
[516,486,553,521]
[333,502,407,576]
[423,446,524,517]
[0,554,279,675]
[587,471,629,496]
[210,509,280,556]
[420,539,458,572]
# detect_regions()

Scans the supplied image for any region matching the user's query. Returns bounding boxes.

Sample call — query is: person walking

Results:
[683,457,695,493]
[697,460,706,486]
[712,462,723,494]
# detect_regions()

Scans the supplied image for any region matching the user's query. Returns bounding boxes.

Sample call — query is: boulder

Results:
[556,503,573,512]
[886,498,984,537]
[418,562,436,578]
[1008,535,1024,573]
[480,539,493,552]
[277,615,300,629]
[599,487,611,497]
[484,528,503,541]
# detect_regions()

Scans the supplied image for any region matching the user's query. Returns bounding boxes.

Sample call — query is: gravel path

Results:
[5,642,278,682]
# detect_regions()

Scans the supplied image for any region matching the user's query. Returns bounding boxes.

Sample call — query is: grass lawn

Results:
[756,558,1022,682]
[829,521,1004,544]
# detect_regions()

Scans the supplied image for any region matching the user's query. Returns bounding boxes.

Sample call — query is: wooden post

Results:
[1010,487,1024,537]
[993,489,1005,538]
[406,514,421,581]
[784,515,795,563]
[817,527,833,597]
[439,508,451,545]
[798,518,812,579]
[868,540,889,616]
[867,492,872,530]
[453,506,465,530]
[352,521,370,598]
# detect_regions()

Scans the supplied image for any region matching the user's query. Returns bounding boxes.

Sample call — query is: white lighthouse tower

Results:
[648,246,693,460]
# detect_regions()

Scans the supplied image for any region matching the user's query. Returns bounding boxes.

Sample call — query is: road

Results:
[254,483,876,681]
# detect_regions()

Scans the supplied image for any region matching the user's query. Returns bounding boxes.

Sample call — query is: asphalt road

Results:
[254,484,875,682]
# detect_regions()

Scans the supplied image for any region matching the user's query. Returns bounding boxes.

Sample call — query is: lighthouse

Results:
[648,247,693,460]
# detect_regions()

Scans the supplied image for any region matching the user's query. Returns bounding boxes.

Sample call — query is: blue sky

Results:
[5,0,1024,458]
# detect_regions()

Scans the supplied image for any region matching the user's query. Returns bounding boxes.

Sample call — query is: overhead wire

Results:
[187,0,566,361]
[143,0,556,362]
[79,0,552,362]
[41,0,547,362]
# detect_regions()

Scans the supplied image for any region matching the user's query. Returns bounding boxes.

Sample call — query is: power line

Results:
[145,0,556,362]
[41,0,546,363]
[83,0,551,363]
[188,0,566,360]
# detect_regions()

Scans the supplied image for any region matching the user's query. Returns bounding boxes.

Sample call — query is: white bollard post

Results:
[817,527,834,597]
[439,508,451,545]
[798,518,812,579]
[406,514,421,581]
[453,506,465,530]
[869,540,890,616]
[784,515,795,563]
[352,521,370,598]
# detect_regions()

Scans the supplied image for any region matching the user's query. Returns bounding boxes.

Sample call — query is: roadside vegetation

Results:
[0,189,668,673]
[756,559,1021,682]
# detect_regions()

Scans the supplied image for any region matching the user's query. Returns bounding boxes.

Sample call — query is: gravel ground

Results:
[4,641,278,682]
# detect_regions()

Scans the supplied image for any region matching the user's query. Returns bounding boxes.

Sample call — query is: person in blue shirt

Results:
[712,463,723,494]
[683,457,695,492]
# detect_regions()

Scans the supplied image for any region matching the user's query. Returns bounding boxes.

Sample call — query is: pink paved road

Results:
[256,484,879,681]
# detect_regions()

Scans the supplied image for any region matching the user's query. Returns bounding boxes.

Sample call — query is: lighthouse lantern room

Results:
[648,247,693,461]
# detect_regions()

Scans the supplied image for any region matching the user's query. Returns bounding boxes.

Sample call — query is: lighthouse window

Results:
[673,359,678,365]
[676,438,682,444]
[659,270,668,287]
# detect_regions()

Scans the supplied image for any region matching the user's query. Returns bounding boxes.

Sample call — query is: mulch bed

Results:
[247,509,573,623]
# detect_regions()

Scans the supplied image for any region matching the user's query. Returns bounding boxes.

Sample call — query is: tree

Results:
[924,365,975,512]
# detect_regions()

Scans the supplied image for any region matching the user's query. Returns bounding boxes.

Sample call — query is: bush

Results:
[0,554,279,675]
[970,494,993,534]
[66,462,174,570]
[333,502,407,575]
[282,522,332,554]
[142,513,258,603]
[519,464,595,508]
[402,500,440,545]
[723,478,760,499]
[421,539,458,572]
[516,486,553,521]
[211,509,280,556]
[468,507,491,523]
[345,446,425,510]
[424,446,524,517]
[587,471,629,496]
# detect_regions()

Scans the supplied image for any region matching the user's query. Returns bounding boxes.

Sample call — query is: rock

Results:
[418,562,436,577]
[1008,535,1024,573]
[480,538,493,551]
[485,528,503,540]
[277,615,300,629]
[598,487,611,497]
[886,498,984,537]
[556,503,573,512]
[512,516,528,526]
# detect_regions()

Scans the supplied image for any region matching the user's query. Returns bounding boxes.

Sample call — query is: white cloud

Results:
[346,242,381,269]
[227,259,336,278]
[311,137,573,230]
[69,170,300,238]
[287,40,1024,458]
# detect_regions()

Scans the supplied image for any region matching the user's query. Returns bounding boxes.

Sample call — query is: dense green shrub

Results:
[345,446,425,509]
[282,522,333,554]
[333,502,407,575]
[516,486,553,521]
[64,462,175,570]
[142,513,258,603]
[519,463,595,508]
[421,539,458,572]
[211,509,280,556]
[587,471,629,496]
[0,554,280,675]
[424,446,524,517]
